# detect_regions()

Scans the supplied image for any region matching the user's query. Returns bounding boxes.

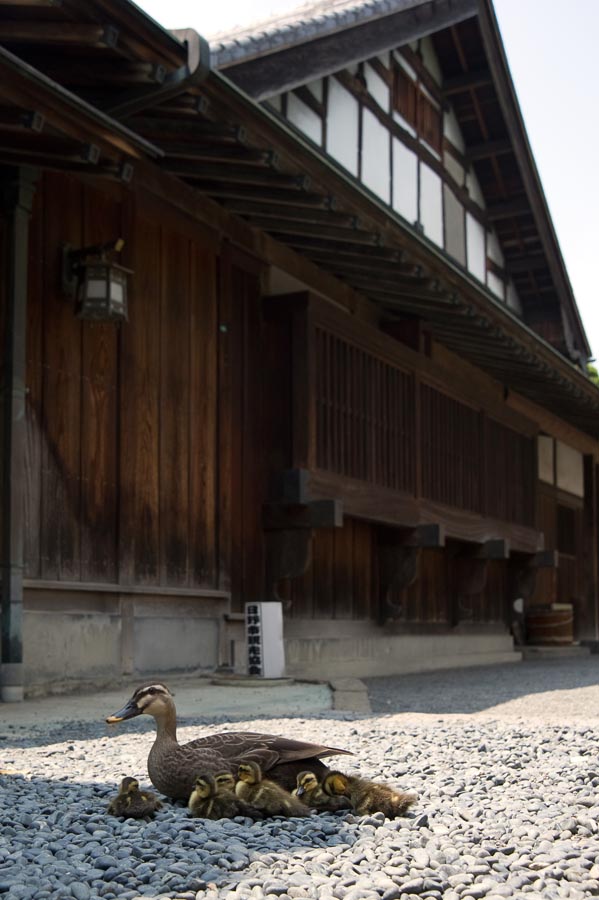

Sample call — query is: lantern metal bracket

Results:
[61,238,125,297]
[61,238,131,322]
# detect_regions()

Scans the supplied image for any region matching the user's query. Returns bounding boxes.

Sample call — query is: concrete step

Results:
[521,644,591,660]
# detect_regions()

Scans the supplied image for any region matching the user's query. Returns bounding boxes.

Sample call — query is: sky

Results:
[136,0,599,359]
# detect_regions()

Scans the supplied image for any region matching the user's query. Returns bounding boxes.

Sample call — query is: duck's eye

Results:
[148,688,156,695]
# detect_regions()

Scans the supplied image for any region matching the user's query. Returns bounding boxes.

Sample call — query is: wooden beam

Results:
[186,182,329,208]
[245,217,381,245]
[505,253,547,274]
[223,198,358,228]
[131,117,247,143]
[443,68,493,95]
[0,22,120,48]
[263,499,343,530]
[163,160,310,190]
[487,197,532,221]
[465,139,512,162]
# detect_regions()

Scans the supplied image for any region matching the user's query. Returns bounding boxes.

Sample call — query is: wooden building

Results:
[1,0,598,698]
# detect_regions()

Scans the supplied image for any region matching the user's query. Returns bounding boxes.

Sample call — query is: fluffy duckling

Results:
[188,772,264,821]
[236,761,312,817]
[322,770,416,818]
[293,770,351,813]
[107,776,162,820]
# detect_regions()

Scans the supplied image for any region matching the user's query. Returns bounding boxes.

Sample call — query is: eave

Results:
[0,44,162,174]
[128,66,599,437]
[213,0,591,363]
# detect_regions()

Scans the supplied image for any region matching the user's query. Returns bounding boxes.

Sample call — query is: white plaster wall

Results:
[362,107,391,202]
[556,441,584,497]
[392,137,418,223]
[267,95,282,113]
[326,77,359,175]
[364,61,389,110]
[467,168,486,209]
[466,212,486,282]
[444,151,464,187]
[487,230,504,266]
[538,435,555,484]
[487,271,505,300]
[506,280,523,315]
[420,161,443,246]
[287,92,322,145]
[306,78,323,101]
[444,106,466,154]
[420,35,443,85]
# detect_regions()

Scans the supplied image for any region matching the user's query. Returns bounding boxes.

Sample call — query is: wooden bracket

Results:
[264,528,313,606]
[263,498,343,530]
[270,467,311,505]
[376,524,443,624]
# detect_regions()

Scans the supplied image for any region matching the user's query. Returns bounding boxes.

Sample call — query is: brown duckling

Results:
[188,772,264,821]
[107,776,162,820]
[236,761,312,817]
[322,770,417,818]
[293,770,352,813]
[106,683,351,800]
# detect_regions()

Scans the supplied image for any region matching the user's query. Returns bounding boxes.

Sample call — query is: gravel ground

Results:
[2,657,599,900]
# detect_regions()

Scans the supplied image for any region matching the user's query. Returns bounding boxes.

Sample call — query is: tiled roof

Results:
[209,0,426,67]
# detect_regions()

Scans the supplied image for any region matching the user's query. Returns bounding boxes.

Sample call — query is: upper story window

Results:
[393,63,441,154]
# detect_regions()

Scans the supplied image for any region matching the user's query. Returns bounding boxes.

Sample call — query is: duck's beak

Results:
[105,697,141,723]
[296,785,305,797]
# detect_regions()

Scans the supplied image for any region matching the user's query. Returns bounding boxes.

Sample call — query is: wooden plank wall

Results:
[24,172,222,590]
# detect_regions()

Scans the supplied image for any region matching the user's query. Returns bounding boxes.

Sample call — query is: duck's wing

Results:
[182,731,352,771]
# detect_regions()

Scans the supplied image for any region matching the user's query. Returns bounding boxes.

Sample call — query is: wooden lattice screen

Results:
[314,327,415,491]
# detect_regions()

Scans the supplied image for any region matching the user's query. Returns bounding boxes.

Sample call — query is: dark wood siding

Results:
[25,172,221,590]
[315,327,415,490]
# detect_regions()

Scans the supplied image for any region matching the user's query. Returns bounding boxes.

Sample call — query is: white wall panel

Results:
[287,93,322,145]
[444,107,465,153]
[487,271,505,300]
[392,137,418,223]
[538,435,555,485]
[506,280,523,315]
[487,230,504,266]
[326,77,359,175]
[420,36,442,85]
[306,79,323,101]
[556,441,584,497]
[466,212,486,281]
[420,162,443,247]
[467,168,486,209]
[364,62,389,110]
[362,108,391,202]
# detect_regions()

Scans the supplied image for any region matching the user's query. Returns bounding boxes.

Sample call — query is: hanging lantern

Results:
[62,238,131,322]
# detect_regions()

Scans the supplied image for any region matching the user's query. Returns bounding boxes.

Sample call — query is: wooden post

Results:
[582,456,599,641]
[0,166,37,701]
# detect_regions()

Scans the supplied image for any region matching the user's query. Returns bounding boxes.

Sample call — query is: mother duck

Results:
[106,682,351,800]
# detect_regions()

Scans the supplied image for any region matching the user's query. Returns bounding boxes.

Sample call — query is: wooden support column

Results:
[0,166,37,702]
[378,524,444,624]
[450,539,509,628]
[582,456,598,642]
[263,498,342,606]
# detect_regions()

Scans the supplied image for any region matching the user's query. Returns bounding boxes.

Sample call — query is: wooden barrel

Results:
[525,605,573,645]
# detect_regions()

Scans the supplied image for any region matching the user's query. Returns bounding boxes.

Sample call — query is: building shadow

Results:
[363,655,599,715]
